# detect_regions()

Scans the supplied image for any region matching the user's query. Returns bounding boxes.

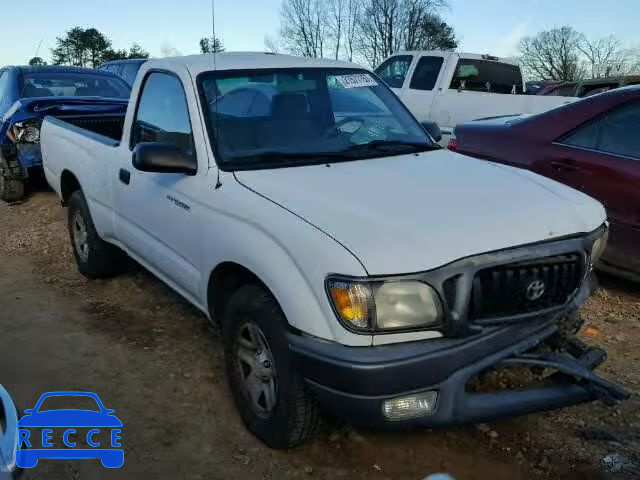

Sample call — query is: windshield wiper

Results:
[225,141,440,168]
[341,140,440,155]
[227,150,354,164]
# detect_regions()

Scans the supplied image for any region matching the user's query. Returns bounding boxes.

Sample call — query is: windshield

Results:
[199,68,435,169]
[20,72,131,99]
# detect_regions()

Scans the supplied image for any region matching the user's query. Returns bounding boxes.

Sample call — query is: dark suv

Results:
[98,59,147,87]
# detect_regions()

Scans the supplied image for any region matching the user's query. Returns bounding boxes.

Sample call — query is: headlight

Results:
[327,278,443,332]
[8,122,41,144]
[591,228,609,264]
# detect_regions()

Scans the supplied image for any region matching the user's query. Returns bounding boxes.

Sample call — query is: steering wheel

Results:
[322,116,367,139]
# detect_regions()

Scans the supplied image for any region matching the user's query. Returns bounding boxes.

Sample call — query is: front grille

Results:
[468,253,585,320]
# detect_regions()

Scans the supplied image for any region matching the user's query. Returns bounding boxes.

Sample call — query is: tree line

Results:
[273,0,457,67]
[27,26,228,67]
[29,27,150,68]
[518,26,640,81]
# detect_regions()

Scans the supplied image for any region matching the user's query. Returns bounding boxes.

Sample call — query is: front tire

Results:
[68,190,125,278]
[222,284,320,449]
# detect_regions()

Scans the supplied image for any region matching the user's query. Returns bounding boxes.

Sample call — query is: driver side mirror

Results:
[421,121,442,143]
[132,142,197,176]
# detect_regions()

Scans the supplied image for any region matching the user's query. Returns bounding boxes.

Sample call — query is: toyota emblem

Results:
[526,279,546,301]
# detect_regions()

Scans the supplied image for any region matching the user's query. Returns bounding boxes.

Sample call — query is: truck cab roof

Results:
[142,52,363,76]
[385,51,519,65]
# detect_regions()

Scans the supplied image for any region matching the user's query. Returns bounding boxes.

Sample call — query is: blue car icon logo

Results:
[16,391,123,468]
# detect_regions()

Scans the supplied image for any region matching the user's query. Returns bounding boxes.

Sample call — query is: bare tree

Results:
[628,48,640,74]
[328,0,345,59]
[264,34,281,54]
[343,0,361,61]
[518,26,585,81]
[357,0,453,67]
[280,0,327,58]
[358,0,402,67]
[579,35,629,78]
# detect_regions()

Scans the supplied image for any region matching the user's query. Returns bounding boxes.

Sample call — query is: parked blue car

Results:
[0,66,130,201]
[98,58,147,87]
[16,391,123,469]
[0,385,19,479]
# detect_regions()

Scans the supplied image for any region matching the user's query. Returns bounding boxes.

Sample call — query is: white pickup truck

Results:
[41,52,627,448]
[375,51,576,138]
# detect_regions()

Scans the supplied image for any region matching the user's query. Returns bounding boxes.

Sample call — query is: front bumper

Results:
[288,310,629,428]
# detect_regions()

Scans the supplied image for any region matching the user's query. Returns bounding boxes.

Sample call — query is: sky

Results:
[1,0,639,66]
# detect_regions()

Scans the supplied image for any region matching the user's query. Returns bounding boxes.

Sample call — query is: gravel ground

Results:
[0,189,638,479]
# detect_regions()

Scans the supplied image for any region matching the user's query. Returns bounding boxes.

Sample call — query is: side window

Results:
[132,72,195,157]
[374,55,413,89]
[562,118,603,150]
[409,56,444,91]
[450,59,523,94]
[599,102,640,159]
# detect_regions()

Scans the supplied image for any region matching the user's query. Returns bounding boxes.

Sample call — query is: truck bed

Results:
[53,113,125,142]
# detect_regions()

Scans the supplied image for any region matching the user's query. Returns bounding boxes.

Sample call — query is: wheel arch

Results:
[206,261,275,324]
[60,169,82,206]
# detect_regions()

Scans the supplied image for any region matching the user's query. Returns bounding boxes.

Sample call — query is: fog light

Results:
[383,391,438,421]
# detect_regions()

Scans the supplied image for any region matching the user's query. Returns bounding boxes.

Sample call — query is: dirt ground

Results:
[0,189,638,480]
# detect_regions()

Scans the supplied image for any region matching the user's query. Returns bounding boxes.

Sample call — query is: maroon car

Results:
[450,86,640,280]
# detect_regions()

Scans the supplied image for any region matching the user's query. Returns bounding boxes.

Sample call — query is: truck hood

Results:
[235,150,605,275]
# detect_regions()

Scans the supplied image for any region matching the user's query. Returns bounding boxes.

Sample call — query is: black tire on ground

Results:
[67,190,126,279]
[222,284,320,449]
[0,175,25,202]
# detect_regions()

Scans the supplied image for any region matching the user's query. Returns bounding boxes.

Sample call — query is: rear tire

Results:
[222,284,320,449]
[68,190,126,278]
[0,175,25,202]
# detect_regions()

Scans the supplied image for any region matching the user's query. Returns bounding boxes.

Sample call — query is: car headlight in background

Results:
[327,278,443,332]
[591,227,609,264]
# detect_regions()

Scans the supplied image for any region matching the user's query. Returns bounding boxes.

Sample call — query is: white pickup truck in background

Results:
[375,51,576,137]
[40,52,626,449]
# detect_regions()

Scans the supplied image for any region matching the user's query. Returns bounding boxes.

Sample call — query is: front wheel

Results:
[68,190,126,278]
[222,285,320,449]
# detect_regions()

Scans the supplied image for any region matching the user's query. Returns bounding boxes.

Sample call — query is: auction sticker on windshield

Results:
[335,74,378,89]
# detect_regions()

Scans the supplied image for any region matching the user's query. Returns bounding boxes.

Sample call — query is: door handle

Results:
[549,159,580,173]
[119,168,131,185]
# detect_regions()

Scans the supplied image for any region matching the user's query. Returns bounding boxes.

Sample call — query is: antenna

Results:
[211,0,222,189]
[34,39,43,59]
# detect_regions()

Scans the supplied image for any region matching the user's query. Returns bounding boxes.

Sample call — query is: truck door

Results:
[114,69,206,299]
[395,55,445,123]
[546,100,640,271]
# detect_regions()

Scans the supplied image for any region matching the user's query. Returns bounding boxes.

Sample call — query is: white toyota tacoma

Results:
[41,53,627,448]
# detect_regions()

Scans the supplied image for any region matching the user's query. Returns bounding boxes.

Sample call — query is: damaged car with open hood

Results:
[0,66,130,201]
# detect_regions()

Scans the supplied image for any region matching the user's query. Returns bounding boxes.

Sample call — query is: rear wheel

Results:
[0,174,25,202]
[68,190,126,278]
[222,284,320,449]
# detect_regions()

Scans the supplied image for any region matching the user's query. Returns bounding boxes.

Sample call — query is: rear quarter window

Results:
[450,59,523,94]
